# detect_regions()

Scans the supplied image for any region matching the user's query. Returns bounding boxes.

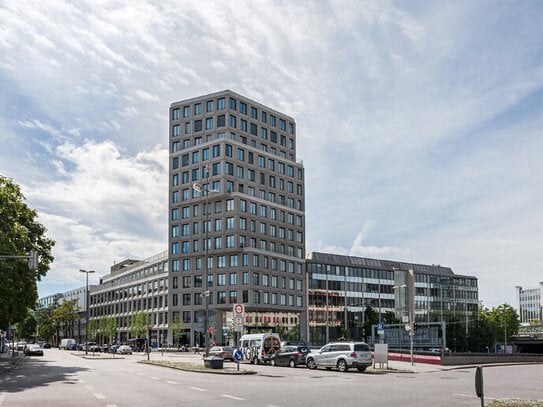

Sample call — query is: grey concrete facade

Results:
[168,90,306,347]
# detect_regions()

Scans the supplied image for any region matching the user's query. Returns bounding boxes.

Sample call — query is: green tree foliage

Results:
[169,315,184,345]
[52,299,79,337]
[88,319,100,341]
[100,316,117,344]
[14,310,37,340]
[36,308,58,344]
[129,312,148,339]
[0,175,55,328]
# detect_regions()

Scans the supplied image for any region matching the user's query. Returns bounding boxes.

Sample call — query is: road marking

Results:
[222,394,245,401]
[0,392,6,406]
[137,372,145,376]
[84,385,94,391]
[166,380,178,384]
[452,393,495,400]
[106,405,118,407]
[150,376,160,380]
[94,393,106,400]
[189,386,208,392]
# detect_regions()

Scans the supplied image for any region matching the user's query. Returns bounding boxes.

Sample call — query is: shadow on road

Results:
[0,356,89,394]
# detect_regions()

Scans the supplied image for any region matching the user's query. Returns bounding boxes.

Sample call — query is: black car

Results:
[270,345,310,368]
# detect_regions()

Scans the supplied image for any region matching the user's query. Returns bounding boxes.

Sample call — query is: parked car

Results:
[16,341,27,351]
[109,344,119,354]
[101,344,110,353]
[270,345,310,368]
[117,345,133,355]
[24,344,44,356]
[59,338,76,350]
[208,346,235,361]
[305,341,372,372]
[42,342,51,349]
[82,342,100,352]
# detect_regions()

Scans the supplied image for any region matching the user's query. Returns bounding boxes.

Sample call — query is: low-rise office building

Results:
[88,251,169,347]
[306,252,479,349]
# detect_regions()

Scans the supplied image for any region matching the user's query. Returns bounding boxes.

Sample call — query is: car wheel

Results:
[289,359,296,368]
[357,367,367,372]
[337,359,348,372]
[306,358,317,370]
[271,359,276,366]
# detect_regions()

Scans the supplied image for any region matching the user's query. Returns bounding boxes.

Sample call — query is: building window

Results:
[194,103,202,115]
[206,100,214,112]
[183,105,190,117]
[172,108,180,120]
[218,97,225,110]
[206,117,213,130]
[172,124,180,137]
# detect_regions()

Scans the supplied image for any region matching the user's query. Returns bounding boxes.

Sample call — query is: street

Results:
[1,349,542,406]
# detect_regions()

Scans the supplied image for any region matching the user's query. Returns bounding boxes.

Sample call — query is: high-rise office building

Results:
[168,90,306,347]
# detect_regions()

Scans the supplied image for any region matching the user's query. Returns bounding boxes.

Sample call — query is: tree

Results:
[169,315,184,347]
[129,312,148,339]
[100,317,117,345]
[36,308,57,344]
[14,310,37,341]
[53,299,79,338]
[0,175,55,329]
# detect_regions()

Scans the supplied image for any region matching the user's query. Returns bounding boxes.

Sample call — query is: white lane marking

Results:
[94,393,106,399]
[0,392,6,406]
[452,393,495,400]
[106,405,118,407]
[222,394,245,401]
[150,376,160,380]
[166,380,178,384]
[189,386,208,392]
[137,372,145,376]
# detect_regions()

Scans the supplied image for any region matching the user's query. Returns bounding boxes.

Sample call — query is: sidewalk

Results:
[0,351,24,374]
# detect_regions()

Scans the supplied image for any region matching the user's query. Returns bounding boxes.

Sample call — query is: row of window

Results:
[173,201,303,225]
[172,221,303,241]
[172,291,302,308]
[172,272,303,291]
[172,96,295,135]
[90,312,167,327]
[171,253,305,272]
[172,143,302,179]
[90,279,168,304]
[90,295,168,317]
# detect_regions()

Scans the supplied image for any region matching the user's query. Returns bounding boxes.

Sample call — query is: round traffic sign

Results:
[233,303,245,316]
[233,349,243,361]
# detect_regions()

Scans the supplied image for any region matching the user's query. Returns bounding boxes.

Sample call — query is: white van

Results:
[59,338,76,350]
[238,333,280,364]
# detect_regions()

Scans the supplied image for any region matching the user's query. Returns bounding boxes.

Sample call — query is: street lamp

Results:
[192,178,218,357]
[79,269,95,355]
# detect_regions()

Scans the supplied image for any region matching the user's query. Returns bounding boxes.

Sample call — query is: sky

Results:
[1,0,542,309]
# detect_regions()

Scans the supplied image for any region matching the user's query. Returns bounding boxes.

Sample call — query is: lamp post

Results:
[79,269,95,355]
[193,176,218,357]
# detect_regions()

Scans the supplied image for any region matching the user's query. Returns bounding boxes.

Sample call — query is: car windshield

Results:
[354,343,370,352]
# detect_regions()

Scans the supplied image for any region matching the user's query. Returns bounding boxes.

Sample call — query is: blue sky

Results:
[1,1,542,309]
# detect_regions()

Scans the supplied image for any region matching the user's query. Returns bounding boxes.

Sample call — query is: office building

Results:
[516,284,543,324]
[88,251,169,346]
[168,90,306,347]
[306,252,479,349]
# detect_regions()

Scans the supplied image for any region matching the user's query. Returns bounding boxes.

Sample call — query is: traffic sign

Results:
[233,303,245,316]
[378,323,385,331]
[233,349,243,362]
[233,316,244,324]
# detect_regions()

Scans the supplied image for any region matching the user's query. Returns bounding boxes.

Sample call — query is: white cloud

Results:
[0,0,542,309]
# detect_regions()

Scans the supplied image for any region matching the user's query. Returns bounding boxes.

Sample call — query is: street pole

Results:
[79,269,95,355]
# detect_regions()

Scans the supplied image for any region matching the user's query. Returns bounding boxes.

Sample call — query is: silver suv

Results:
[306,341,372,372]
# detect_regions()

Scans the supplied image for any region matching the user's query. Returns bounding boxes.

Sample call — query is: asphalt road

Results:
[1,349,542,406]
